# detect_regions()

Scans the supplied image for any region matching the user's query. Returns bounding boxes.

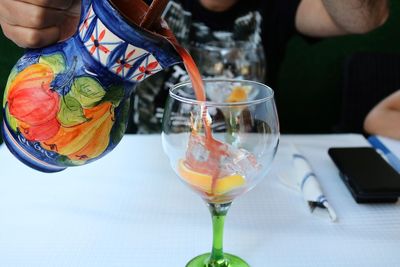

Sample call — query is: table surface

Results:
[0,134,399,267]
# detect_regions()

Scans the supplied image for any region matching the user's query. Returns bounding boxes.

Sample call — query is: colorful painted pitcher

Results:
[1,0,181,172]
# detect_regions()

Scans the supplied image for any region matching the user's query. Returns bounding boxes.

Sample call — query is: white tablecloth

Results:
[0,134,399,267]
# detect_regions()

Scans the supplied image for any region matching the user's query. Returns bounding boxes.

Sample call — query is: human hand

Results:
[0,0,81,48]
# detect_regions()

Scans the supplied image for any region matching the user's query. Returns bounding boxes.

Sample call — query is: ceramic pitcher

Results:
[1,0,181,172]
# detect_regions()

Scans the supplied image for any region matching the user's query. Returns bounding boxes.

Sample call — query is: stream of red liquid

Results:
[174,45,228,195]
[100,0,226,196]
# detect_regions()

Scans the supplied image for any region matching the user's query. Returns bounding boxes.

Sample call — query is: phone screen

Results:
[328,147,400,203]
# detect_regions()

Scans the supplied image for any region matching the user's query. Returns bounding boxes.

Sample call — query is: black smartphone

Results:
[328,147,400,203]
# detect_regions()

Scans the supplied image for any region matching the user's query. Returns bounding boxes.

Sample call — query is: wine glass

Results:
[162,79,279,267]
[189,41,266,82]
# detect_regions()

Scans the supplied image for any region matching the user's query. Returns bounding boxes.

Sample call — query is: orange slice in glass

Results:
[225,86,250,103]
[178,160,245,195]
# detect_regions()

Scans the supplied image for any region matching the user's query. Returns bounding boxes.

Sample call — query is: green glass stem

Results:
[207,202,231,266]
[186,202,249,267]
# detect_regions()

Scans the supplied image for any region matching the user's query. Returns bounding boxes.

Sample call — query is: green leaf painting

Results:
[70,76,106,108]
[5,104,18,132]
[110,98,130,145]
[57,95,88,127]
[3,66,18,107]
[39,53,66,74]
[101,84,125,106]
[57,155,87,167]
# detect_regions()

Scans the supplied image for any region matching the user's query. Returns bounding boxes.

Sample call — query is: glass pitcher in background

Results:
[189,40,266,82]
[131,8,266,133]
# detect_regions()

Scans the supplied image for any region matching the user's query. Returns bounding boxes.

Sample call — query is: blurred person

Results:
[0,0,389,81]
[0,0,389,133]
[364,90,400,140]
[133,0,389,133]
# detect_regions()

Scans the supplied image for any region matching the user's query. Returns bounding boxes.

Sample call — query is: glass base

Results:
[186,253,249,267]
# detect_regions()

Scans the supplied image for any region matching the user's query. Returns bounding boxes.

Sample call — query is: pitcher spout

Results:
[79,0,182,83]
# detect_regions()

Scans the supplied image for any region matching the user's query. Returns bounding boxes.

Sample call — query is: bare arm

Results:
[296,0,389,37]
[364,90,400,140]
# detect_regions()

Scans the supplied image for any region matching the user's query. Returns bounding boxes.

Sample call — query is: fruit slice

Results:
[178,160,245,195]
[178,159,212,192]
[225,86,250,103]
[215,174,246,195]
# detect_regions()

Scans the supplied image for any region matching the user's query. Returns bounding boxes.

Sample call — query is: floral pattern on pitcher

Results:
[79,4,163,83]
